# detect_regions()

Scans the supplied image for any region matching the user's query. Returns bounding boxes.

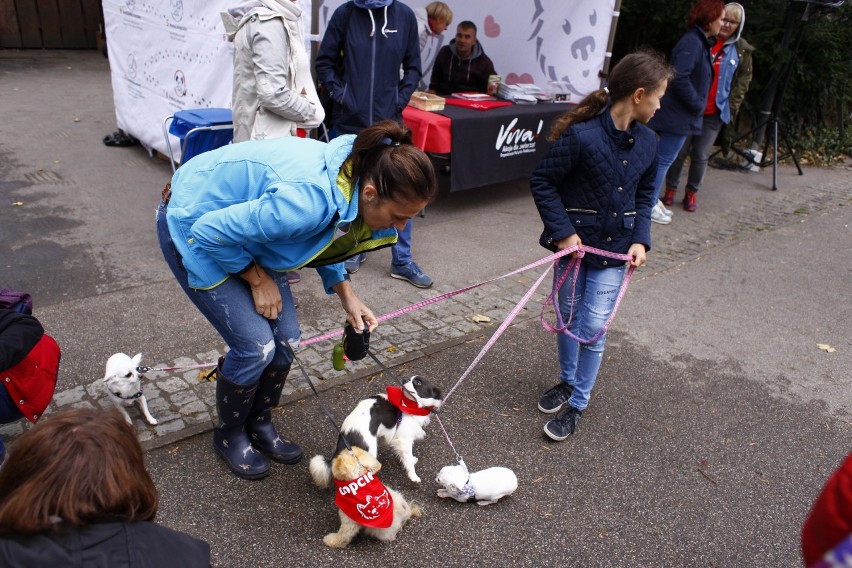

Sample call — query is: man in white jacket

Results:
[221,0,324,143]
[221,0,326,341]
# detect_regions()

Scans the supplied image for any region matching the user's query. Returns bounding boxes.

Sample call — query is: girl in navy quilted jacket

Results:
[530,51,673,441]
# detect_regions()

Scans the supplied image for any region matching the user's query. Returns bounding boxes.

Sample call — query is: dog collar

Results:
[452,479,476,501]
[386,385,432,416]
[110,389,143,400]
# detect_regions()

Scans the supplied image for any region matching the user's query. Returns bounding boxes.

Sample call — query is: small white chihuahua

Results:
[436,461,517,506]
[103,353,158,426]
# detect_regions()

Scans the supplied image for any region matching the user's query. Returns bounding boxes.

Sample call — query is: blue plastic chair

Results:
[162,108,234,171]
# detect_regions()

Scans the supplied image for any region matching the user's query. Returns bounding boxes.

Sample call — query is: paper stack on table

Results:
[497,82,545,104]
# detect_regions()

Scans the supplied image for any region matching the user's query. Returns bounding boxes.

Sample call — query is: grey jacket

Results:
[222,0,323,142]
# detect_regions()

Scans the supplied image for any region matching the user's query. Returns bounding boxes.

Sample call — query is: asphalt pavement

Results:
[1,50,850,567]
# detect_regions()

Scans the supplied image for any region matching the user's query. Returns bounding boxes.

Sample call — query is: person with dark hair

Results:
[530,51,674,441]
[429,20,497,96]
[0,408,210,567]
[647,0,725,224]
[156,120,438,479]
[316,0,433,288]
[0,307,60,466]
[663,2,753,212]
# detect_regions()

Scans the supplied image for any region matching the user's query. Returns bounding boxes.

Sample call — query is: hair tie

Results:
[380,137,401,147]
[603,86,610,95]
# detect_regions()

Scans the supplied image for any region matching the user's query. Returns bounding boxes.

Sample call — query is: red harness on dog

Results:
[334,471,394,528]
[386,385,431,416]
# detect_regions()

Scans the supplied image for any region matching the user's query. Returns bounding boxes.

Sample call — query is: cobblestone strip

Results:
[2,170,848,450]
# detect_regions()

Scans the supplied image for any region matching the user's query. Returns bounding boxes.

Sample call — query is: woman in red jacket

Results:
[0,308,60,465]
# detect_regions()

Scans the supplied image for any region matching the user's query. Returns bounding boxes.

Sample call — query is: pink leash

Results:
[539,248,636,345]
[142,247,634,378]
[434,245,635,462]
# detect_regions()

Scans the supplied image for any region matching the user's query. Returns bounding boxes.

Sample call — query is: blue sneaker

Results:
[390,261,433,288]
[344,253,366,274]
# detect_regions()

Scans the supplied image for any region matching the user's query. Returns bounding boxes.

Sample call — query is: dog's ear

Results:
[331,452,356,480]
[131,353,143,367]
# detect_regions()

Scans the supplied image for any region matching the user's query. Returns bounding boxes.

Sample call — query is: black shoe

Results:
[246,367,302,464]
[537,382,574,414]
[543,406,582,441]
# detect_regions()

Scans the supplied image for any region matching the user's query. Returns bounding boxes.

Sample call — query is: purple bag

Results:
[0,289,33,315]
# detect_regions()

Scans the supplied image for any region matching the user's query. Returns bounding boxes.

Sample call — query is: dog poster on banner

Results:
[102,0,314,157]
[316,0,617,99]
[102,0,235,156]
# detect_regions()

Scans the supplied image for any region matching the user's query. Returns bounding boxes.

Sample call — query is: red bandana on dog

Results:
[334,471,394,528]
[386,385,432,416]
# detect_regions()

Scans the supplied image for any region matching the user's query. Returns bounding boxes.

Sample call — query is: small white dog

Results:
[103,353,157,426]
[436,461,518,506]
[321,447,422,548]
[310,375,442,484]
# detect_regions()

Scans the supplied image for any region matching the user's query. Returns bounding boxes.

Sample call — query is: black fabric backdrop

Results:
[436,103,569,192]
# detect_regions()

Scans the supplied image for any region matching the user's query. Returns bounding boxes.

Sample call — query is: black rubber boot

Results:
[246,366,302,464]
[212,369,270,480]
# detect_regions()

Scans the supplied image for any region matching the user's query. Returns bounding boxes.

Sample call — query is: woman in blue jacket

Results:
[663,2,750,212]
[530,51,673,441]
[156,120,437,479]
[647,0,725,225]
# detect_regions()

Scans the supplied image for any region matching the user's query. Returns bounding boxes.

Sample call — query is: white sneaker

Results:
[651,202,672,225]
[658,199,673,217]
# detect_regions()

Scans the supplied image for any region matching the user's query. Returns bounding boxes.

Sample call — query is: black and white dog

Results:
[310,375,442,484]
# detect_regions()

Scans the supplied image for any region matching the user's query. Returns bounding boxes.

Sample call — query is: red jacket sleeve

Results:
[802,453,852,566]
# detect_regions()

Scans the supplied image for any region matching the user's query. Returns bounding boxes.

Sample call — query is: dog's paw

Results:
[436,489,450,498]
[323,533,349,548]
[408,473,422,483]
[146,417,158,425]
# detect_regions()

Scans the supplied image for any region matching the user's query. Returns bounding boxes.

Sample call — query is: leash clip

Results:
[136,365,151,374]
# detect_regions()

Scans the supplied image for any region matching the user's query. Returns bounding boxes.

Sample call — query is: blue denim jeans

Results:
[555,260,626,410]
[652,133,688,203]
[391,219,413,267]
[156,202,299,385]
[666,113,724,193]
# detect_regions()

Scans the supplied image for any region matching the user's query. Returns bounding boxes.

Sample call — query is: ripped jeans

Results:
[156,202,299,385]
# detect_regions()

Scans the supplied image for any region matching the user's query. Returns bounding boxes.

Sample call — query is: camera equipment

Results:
[724,0,844,190]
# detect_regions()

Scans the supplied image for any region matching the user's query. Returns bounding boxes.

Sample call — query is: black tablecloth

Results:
[436,103,570,192]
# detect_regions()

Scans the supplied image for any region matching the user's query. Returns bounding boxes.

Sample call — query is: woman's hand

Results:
[332,280,378,332]
[627,243,647,267]
[555,234,583,258]
[240,264,283,320]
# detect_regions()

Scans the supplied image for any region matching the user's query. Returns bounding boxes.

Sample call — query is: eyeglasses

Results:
[721,18,739,25]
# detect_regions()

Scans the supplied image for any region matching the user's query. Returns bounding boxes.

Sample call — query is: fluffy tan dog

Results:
[321,447,422,548]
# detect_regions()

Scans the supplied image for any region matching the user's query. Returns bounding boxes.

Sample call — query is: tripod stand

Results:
[721,1,818,191]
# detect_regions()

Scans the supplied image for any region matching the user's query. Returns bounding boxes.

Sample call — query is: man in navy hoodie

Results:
[317,0,433,288]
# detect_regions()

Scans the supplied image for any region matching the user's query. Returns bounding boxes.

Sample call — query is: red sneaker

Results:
[662,187,677,207]
[683,191,697,212]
